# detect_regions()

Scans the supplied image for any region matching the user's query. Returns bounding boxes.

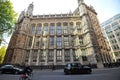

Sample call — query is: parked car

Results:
[64,63,92,75]
[0,64,24,74]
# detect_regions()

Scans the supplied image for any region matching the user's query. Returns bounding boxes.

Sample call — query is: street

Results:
[0,67,120,80]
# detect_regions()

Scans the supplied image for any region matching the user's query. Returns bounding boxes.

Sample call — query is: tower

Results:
[78,0,103,67]
[26,2,34,17]
[78,0,84,5]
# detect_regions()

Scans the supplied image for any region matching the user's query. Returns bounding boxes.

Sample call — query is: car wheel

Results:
[1,71,5,74]
[64,72,68,75]
[68,71,72,75]
[64,72,66,75]
[15,71,19,74]
[87,70,91,74]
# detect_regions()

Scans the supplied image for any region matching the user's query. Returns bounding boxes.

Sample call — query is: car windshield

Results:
[72,63,81,67]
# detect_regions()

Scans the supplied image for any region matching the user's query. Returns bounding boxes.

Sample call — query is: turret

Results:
[26,2,34,17]
[78,0,98,66]
[17,10,25,23]
[78,0,87,16]
[78,0,84,5]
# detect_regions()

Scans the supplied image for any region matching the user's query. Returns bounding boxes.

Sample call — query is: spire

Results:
[78,0,87,17]
[26,2,34,16]
[78,0,84,4]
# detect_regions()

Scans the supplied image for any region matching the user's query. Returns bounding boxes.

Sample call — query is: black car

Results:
[0,64,23,74]
[64,63,92,75]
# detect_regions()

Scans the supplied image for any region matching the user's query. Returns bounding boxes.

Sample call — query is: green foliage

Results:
[0,46,6,64]
[0,0,17,38]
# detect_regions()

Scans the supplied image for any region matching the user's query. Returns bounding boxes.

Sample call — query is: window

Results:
[63,26,68,34]
[28,37,32,47]
[42,37,47,48]
[81,49,86,56]
[119,38,120,42]
[64,37,69,47]
[71,36,76,46]
[105,27,112,34]
[73,49,79,61]
[116,45,120,49]
[56,50,62,62]
[57,37,62,47]
[114,52,120,56]
[69,22,73,33]
[110,39,117,44]
[50,37,54,46]
[77,25,81,29]
[50,26,55,34]
[82,56,87,61]
[44,26,48,35]
[25,50,30,62]
[79,36,83,44]
[116,32,120,36]
[70,26,74,34]
[77,25,81,32]
[32,26,36,34]
[33,50,38,62]
[48,50,54,61]
[112,24,119,31]
[64,50,70,61]
[40,50,46,62]
[76,22,81,33]
[38,26,42,34]
[112,45,119,50]
[57,26,62,34]
[25,24,29,33]
[114,39,117,43]
[34,37,39,47]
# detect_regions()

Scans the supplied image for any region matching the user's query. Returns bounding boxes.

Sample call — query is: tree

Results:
[0,0,17,44]
[0,46,6,64]
[0,38,2,45]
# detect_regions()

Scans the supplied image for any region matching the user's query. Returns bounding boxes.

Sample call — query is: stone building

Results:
[4,0,113,68]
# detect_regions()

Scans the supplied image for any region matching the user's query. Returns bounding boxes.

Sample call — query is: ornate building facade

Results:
[4,0,113,68]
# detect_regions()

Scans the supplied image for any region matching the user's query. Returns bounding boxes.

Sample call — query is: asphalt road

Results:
[0,67,120,80]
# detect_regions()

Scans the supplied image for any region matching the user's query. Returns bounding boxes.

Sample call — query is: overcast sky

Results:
[11,0,120,23]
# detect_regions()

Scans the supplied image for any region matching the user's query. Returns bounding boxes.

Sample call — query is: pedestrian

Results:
[23,64,33,79]
[52,63,55,71]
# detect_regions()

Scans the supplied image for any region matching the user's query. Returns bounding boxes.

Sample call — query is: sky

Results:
[1,0,120,46]
[10,0,120,23]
